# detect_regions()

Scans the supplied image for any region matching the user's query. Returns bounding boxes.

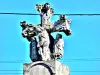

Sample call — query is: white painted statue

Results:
[34,26,51,61]
[53,33,64,59]
[20,21,51,61]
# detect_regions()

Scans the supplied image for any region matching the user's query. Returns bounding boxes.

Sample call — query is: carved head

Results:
[20,22,36,38]
[20,21,27,30]
[60,15,66,21]
[56,33,62,40]
[44,3,50,9]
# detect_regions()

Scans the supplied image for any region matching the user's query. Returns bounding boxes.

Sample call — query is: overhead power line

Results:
[60,58,100,61]
[0,73,23,74]
[0,71,100,74]
[1,12,100,16]
[1,58,100,63]
[0,13,40,15]
[0,70,100,72]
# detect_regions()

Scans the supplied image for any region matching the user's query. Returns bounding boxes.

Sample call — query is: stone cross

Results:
[20,3,72,62]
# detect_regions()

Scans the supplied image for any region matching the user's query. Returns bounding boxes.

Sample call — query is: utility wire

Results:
[0,71,100,74]
[0,70,100,72]
[1,59,100,63]
[60,58,100,61]
[0,13,40,15]
[0,58,100,63]
[0,73,23,74]
[1,12,100,16]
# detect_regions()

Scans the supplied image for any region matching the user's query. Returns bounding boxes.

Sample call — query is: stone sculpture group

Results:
[20,3,72,62]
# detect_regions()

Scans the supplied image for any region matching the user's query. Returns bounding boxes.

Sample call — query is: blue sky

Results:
[0,0,100,75]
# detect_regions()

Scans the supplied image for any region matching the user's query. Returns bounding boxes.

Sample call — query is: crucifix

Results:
[20,2,72,62]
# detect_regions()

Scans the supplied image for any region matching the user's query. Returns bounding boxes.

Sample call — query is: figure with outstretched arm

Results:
[20,22,51,61]
[52,15,72,36]
[34,26,51,61]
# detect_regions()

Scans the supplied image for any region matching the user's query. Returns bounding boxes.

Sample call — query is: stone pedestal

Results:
[23,60,70,75]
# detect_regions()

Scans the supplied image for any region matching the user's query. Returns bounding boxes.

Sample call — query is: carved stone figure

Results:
[20,23,51,61]
[53,15,72,36]
[30,37,41,62]
[53,34,64,59]
[33,26,51,61]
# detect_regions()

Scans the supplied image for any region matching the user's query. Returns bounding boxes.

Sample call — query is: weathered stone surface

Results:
[23,60,70,75]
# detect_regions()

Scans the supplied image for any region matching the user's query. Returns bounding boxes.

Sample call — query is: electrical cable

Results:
[0,12,100,16]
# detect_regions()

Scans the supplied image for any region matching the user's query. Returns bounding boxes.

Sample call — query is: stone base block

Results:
[23,60,70,75]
